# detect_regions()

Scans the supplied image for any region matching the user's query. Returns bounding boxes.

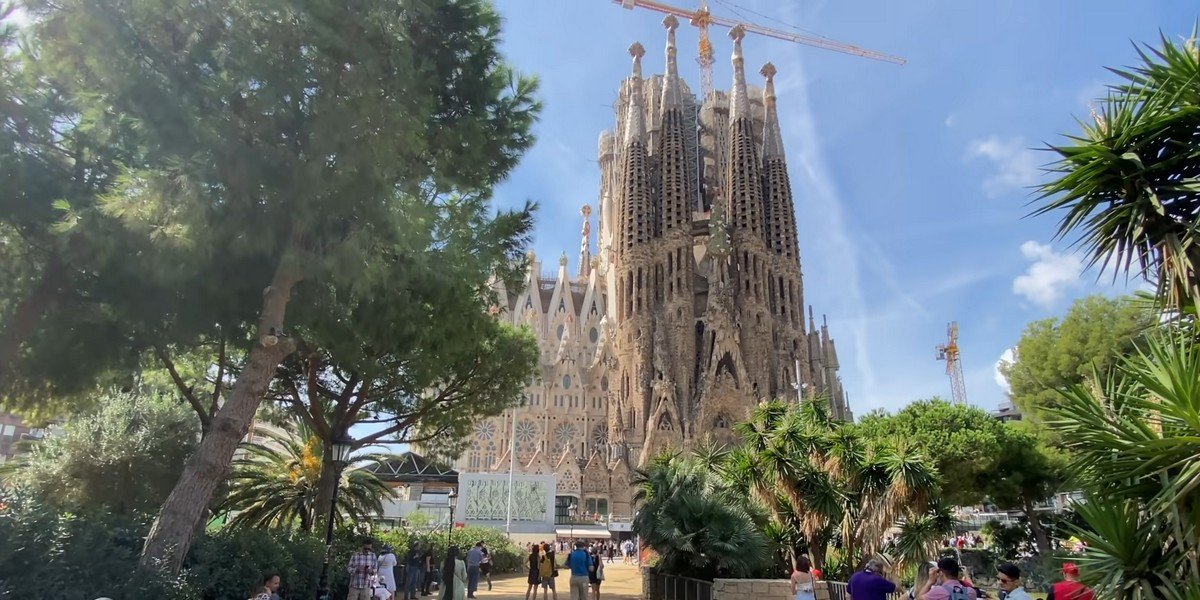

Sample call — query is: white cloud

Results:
[994,348,1015,392]
[966,135,1041,198]
[1012,241,1083,307]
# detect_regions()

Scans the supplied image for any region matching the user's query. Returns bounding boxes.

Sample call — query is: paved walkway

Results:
[468,560,642,600]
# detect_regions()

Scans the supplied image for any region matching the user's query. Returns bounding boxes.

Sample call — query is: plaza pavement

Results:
[468,560,642,600]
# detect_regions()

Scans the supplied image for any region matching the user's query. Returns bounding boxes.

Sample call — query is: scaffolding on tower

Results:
[936,322,967,405]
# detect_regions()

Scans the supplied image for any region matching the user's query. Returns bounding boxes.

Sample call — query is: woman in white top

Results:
[377,545,398,593]
[790,556,816,600]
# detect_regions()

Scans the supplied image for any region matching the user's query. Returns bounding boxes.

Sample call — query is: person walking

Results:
[524,544,543,600]
[404,543,425,600]
[917,557,977,600]
[563,541,591,600]
[441,546,467,600]
[377,545,398,597]
[421,544,435,596]
[587,545,604,600]
[538,542,559,600]
[480,546,493,592]
[347,540,379,600]
[466,541,484,598]
[791,556,816,600]
[1047,563,1095,600]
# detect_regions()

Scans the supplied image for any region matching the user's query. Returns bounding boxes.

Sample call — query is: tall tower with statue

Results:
[452,20,850,522]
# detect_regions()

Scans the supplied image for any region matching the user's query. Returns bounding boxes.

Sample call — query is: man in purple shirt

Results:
[848,558,897,600]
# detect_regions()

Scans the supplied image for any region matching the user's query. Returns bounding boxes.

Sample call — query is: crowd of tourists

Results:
[825,555,1094,600]
[520,540,619,600]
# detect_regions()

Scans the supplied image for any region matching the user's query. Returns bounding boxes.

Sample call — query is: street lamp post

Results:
[316,435,355,600]
[568,502,577,542]
[447,489,458,546]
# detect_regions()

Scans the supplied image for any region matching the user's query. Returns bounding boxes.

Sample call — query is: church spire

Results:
[623,42,646,147]
[760,62,784,160]
[579,204,592,279]
[728,25,750,122]
[661,15,683,109]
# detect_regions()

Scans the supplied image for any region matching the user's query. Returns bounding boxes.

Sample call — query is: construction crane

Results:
[615,0,905,96]
[936,322,968,406]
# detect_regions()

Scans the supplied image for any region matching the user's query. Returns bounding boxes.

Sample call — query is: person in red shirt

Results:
[1047,563,1095,600]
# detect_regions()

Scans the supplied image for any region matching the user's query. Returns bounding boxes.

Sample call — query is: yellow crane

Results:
[615,0,905,96]
[936,322,968,406]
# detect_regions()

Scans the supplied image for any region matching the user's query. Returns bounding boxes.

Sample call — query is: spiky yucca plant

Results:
[1048,330,1200,600]
[1036,31,1200,311]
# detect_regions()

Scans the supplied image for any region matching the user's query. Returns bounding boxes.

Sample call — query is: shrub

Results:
[375,524,525,574]
[0,491,189,600]
[184,528,326,600]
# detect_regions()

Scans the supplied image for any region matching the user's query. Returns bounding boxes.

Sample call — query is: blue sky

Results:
[489,0,1193,416]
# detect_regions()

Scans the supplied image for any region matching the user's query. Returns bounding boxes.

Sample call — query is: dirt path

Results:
[464,560,643,600]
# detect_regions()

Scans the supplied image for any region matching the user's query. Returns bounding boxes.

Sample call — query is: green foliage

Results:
[1,388,198,516]
[1035,30,1200,311]
[982,520,1032,561]
[0,490,189,599]
[1047,327,1200,599]
[633,452,772,579]
[856,398,1009,506]
[374,525,526,574]
[217,421,396,532]
[185,528,325,600]
[999,295,1151,424]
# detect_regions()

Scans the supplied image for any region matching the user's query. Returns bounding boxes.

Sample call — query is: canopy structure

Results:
[555,526,611,539]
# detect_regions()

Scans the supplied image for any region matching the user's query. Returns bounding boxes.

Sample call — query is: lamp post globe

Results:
[447,488,458,546]
[315,435,355,600]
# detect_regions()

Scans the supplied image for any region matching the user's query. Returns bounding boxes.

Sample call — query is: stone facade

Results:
[453,24,851,517]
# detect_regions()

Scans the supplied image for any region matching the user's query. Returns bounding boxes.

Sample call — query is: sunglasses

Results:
[997,576,1013,584]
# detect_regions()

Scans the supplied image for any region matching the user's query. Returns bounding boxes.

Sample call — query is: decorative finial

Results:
[760,63,784,160]
[629,42,645,79]
[559,251,569,267]
[579,205,593,279]
[624,42,647,146]
[661,16,682,108]
[728,26,749,120]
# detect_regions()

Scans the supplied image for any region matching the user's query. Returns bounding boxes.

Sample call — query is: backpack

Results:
[942,583,971,600]
[539,554,554,578]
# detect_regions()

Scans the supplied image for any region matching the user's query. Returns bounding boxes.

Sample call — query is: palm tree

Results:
[723,399,942,570]
[218,420,395,532]
[631,451,771,578]
[1047,330,1200,600]
[1035,31,1200,311]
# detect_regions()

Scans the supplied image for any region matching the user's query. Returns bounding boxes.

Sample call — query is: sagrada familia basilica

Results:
[454,19,850,519]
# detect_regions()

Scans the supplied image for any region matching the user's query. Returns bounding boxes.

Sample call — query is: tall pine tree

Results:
[9,0,540,571]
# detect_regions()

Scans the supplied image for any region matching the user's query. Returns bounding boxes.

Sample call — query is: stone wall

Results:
[711,578,835,600]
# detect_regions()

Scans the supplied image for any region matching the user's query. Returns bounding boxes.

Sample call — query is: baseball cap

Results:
[1063,563,1080,576]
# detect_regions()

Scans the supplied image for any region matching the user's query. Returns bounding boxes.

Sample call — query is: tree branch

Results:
[155,345,211,430]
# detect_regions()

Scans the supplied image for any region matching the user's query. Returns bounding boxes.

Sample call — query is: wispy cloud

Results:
[966,135,1041,198]
[1012,241,1083,307]
[773,65,875,396]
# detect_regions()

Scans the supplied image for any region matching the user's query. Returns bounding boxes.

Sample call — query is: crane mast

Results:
[936,322,968,406]
[616,0,905,97]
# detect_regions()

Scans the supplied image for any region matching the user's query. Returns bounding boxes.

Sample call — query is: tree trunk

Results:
[0,253,66,383]
[1022,496,1053,557]
[312,445,339,534]
[139,256,300,573]
[810,540,828,572]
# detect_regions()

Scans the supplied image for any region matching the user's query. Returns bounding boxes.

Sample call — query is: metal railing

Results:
[659,572,713,600]
[828,581,849,600]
